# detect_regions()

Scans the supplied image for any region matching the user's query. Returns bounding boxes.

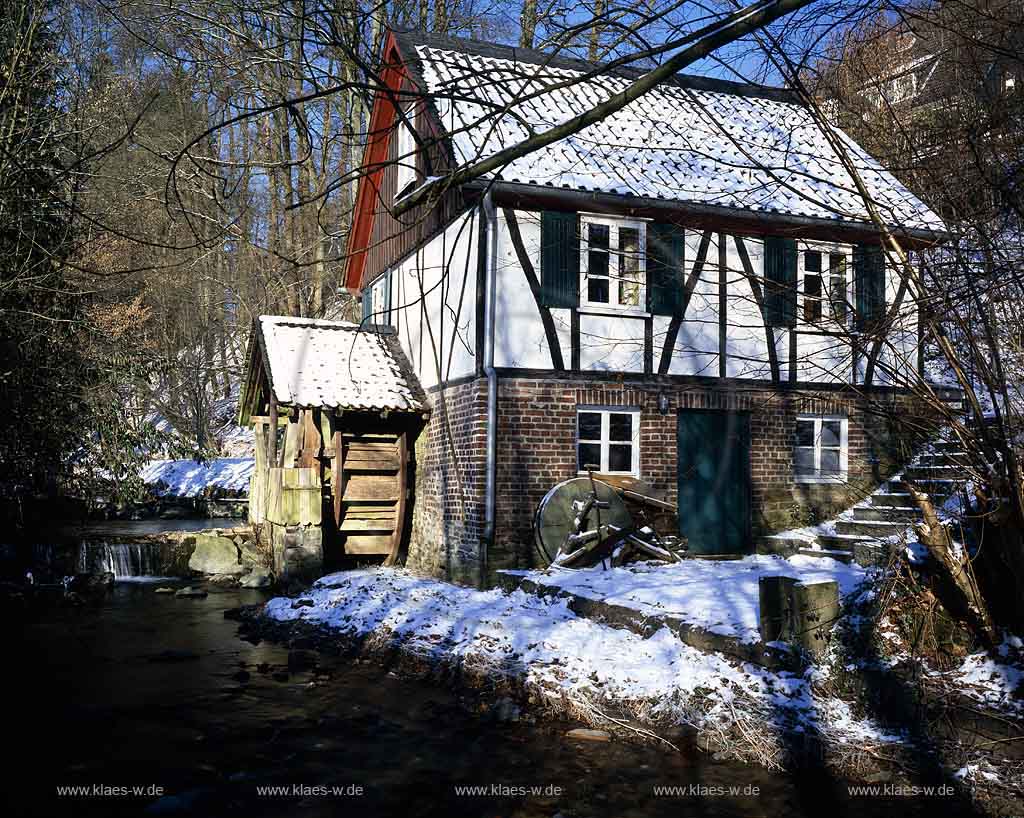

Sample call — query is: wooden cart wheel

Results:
[533,477,632,567]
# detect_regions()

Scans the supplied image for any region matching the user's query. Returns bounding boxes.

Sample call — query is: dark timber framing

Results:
[503,207,566,370]
[658,230,713,374]
[718,233,728,379]
[735,236,781,383]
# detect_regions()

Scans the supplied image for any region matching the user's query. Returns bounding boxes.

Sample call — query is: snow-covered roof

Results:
[255,316,427,413]
[397,33,944,234]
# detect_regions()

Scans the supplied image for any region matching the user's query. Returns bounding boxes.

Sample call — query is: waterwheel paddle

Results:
[533,476,632,567]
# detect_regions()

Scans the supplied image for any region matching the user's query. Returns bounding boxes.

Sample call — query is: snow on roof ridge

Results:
[400,34,946,234]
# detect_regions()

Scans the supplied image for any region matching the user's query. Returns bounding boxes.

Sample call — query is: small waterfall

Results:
[79,542,164,579]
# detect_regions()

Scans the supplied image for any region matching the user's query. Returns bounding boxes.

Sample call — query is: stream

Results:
[5,523,973,818]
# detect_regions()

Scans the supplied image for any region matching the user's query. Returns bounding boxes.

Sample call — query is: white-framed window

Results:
[794,415,848,483]
[576,406,640,477]
[580,215,646,311]
[800,244,850,328]
[394,115,417,196]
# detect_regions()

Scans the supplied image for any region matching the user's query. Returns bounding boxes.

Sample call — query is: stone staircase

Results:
[759,439,973,566]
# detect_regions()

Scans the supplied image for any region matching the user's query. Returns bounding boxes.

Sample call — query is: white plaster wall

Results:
[724,235,775,379]
[578,313,646,372]
[391,209,478,390]
[797,331,853,383]
[493,210,566,369]
[662,231,721,376]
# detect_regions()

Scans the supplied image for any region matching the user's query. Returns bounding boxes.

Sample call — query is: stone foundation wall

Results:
[407,373,934,586]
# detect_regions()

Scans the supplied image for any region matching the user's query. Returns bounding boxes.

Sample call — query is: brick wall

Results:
[408,373,932,585]
[407,378,488,584]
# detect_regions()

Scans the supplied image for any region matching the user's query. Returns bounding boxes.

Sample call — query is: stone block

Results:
[188,534,243,575]
[759,575,797,643]
[791,580,840,658]
[759,576,839,659]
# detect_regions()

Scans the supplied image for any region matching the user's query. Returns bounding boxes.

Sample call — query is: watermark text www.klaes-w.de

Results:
[848,784,957,797]
[56,785,165,798]
[255,784,364,797]
[653,784,761,797]
[454,784,564,797]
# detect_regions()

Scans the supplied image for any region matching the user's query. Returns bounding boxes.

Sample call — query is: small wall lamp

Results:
[658,392,670,415]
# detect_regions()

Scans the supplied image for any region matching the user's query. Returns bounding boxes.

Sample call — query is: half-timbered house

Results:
[342,31,951,586]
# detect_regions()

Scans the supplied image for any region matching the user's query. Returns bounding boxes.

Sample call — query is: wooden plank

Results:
[282,416,301,467]
[344,506,396,519]
[343,433,398,442]
[384,431,408,567]
[339,442,395,454]
[339,517,396,533]
[268,398,278,465]
[332,429,343,528]
[343,474,399,502]
[343,534,394,555]
[344,455,400,471]
[297,409,321,468]
[319,411,335,457]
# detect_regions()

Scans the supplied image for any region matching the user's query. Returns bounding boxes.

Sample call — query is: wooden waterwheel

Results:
[334,429,409,566]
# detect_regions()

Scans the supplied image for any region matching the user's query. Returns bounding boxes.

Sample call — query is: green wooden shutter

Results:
[854,244,885,330]
[647,223,686,315]
[540,211,579,308]
[764,236,797,327]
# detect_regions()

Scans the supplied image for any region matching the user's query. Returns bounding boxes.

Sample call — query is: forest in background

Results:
[1,0,1021,518]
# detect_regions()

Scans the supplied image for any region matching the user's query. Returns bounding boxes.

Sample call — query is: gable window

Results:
[803,250,823,323]
[799,245,851,327]
[394,116,417,196]
[794,415,848,483]
[580,216,645,311]
[363,274,391,325]
[577,407,640,476]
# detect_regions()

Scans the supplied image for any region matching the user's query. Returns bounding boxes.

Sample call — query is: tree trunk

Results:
[910,486,998,649]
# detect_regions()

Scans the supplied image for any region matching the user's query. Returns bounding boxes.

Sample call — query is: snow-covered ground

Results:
[141,458,254,497]
[264,566,901,755]
[261,563,1024,792]
[506,554,868,644]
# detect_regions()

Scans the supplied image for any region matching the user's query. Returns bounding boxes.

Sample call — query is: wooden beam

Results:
[268,397,278,465]
[384,431,408,567]
[332,427,344,529]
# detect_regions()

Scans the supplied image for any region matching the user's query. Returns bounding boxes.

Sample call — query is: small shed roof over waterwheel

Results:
[239,316,429,567]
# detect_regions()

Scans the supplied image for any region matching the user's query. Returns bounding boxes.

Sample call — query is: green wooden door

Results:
[677,409,751,555]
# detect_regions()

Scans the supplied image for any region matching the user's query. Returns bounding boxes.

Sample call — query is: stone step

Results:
[756,536,807,557]
[904,465,969,481]
[915,452,971,467]
[796,548,853,564]
[816,534,862,550]
[834,518,911,538]
[870,492,915,507]
[929,439,968,452]
[887,479,956,496]
[851,505,921,523]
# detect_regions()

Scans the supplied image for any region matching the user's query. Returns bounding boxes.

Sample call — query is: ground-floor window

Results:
[576,406,640,476]
[794,414,848,482]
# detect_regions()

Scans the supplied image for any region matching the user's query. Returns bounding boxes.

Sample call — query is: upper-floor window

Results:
[579,216,646,311]
[800,245,851,327]
[395,116,417,196]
